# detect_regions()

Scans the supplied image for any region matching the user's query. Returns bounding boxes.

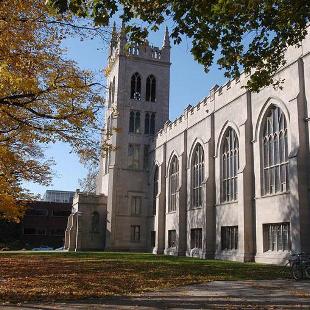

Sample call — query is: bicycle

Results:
[288,252,310,280]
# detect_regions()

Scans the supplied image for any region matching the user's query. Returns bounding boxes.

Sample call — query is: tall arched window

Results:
[108,82,112,108]
[104,149,111,174]
[153,166,159,215]
[129,111,135,133]
[144,112,156,135]
[169,155,179,212]
[111,77,115,103]
[91,211,100,233]
[129,111,141,133]
[150,113,155,134]
[135,112,141,132]
[130,72,141,100]
[144,113,150,134]
[191,143,204,208]
[262,106,288,195]
[221,128,239,202]
[146,75,156,102]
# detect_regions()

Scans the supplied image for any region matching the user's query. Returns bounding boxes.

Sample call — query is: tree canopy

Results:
[48,0,310,91]
[0,0,106,221]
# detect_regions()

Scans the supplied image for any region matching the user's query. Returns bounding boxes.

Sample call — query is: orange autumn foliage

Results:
[0,0,105,221]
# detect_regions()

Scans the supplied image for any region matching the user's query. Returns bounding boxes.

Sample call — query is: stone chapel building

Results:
[64,26,310,264]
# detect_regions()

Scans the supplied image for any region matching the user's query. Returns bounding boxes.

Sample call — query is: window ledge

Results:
[256,191,290,199]
[220,249,238,253]
[188,206,203,211]
[262,250,291,254]
[190,247,203,251]
[166,211,177,215]
[215,201,238,207]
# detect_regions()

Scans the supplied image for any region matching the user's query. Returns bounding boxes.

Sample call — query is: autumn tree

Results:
[0,0,106,221]
[48,0,310,91]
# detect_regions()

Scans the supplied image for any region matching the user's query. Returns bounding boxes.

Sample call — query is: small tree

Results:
[79,166,98,193]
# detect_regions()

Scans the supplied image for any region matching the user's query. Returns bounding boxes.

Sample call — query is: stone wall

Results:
[64,192,107,251]
[149,30,310,264]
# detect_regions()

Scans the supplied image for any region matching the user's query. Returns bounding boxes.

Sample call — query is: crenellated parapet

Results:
[108,25,171,67]
[152,69,252,148]
[126,43,167,61]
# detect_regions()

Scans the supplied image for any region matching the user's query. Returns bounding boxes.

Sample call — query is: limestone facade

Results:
[96,26,171,252]
[64,192,107,251]
[151,32,310,264]
[70,26,310,264]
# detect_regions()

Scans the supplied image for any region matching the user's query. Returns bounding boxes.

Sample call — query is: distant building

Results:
[43,190,75,203]
[0,200,72,249]
[21,201,72,248]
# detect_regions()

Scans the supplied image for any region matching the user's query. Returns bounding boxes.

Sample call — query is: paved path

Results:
[2,280,310,309]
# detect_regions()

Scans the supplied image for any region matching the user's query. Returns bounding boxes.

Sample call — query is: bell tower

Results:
[97,25,171,251]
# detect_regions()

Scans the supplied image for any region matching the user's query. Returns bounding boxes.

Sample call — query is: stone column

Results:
[205,114,216,259]
[237,92,255,262]
[292,58,310,253]
[177,131,187,256]
[155,144,167,254]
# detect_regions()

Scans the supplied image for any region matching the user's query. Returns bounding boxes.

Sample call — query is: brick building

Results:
[21,201,71,248]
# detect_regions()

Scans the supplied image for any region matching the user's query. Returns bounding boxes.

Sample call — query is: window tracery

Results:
[262,106,288,195]
[221,128,239,202]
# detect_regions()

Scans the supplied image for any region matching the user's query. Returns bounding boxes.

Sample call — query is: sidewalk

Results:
[2,280,310,309]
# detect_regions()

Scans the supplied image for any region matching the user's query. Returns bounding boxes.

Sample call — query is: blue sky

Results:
[25,24,226,197]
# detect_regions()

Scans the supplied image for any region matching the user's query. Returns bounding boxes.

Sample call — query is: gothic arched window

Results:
[111,77,115,103]
[135,112,141,132]
[108,82,112,108]
[130,72,141,100]
[106,115,112,136]
[146,75,156,102]
[153,166,159,215]
[144,112,156,135]
[221,128,239,202]
[191,143,204,208]
[150,113,155,134]
[169,155,179,212]
[144,113,150,134]
[104,150,111,174]
[91,211,100,233]
[262,106,288,195]
[129,111,141,133]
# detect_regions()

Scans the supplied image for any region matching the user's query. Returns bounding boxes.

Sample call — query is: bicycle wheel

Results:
[292,263,303,280]
[281,262,291,278]
[304,265,310,279]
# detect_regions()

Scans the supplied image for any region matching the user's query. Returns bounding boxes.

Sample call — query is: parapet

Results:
[108,26,171,65]
[153,70,251,146]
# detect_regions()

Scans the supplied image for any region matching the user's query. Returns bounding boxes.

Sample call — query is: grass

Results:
[0,252,289,303]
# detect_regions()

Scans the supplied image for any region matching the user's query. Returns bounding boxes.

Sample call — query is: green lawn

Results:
[0,252,289,302]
